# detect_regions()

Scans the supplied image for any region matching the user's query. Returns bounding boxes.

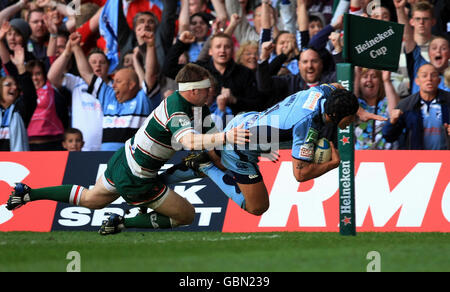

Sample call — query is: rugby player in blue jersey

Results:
[168,83,386,216]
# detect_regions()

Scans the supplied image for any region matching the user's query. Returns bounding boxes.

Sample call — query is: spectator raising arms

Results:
[163,31,263,115]
[257,42,336,103]
[26,59,68,151]
[0,18,35,64]
[70,31,161,151]
[0,0,447,157]
[47,32,104,151]
[395,0,450,94]
[0,44,37,151]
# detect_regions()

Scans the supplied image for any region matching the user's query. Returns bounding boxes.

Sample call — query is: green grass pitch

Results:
[0,231,449,272]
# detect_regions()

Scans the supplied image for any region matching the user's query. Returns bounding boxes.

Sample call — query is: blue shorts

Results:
[221,113,263,184]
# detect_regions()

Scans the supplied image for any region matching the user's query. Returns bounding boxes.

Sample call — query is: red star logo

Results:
[341,216,352,226]
[340,136,350,145]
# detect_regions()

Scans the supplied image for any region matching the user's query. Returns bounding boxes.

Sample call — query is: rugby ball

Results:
[314,138,332,164]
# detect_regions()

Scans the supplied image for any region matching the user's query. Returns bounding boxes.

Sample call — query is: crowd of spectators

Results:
[0,0,449,152]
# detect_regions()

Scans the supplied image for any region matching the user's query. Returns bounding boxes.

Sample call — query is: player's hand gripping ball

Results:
[313,138,332,163]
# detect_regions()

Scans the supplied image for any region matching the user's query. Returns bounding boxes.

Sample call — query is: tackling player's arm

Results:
[292,141,340,182]
[179,124,251,151]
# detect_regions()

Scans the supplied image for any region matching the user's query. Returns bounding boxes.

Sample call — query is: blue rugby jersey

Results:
[224,84,336,162]
[421,99,447,150]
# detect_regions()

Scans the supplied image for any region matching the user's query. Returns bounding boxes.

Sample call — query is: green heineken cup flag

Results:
[343,14,404,71]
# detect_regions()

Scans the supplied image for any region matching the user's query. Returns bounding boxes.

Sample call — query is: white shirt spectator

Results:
[63,73,104,151]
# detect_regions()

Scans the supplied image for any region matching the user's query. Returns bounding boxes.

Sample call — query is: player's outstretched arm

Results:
[179,124,251,151]
[329,82,387,122]
[357,106,388,122]
[292,142,340,182]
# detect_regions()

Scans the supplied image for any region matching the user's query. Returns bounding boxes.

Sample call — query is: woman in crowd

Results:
[354,68,400,150]
[25,59,68,150]
[0,19,35,73]
[235,40,258,71]
[0,46,37,151]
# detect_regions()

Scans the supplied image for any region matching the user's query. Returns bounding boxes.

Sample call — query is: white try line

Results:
[148,234,281,244]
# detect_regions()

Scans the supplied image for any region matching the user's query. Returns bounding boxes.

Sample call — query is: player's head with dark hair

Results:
[324,89,359,128]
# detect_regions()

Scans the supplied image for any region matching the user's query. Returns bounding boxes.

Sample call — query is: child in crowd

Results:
[62,128,84,152]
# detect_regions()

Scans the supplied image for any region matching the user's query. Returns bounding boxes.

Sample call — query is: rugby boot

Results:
[6,183,31,210]
[182,151,212,175]
[98,213,125,235]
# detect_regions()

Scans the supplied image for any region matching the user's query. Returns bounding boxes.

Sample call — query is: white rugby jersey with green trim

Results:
[124,91,216,179]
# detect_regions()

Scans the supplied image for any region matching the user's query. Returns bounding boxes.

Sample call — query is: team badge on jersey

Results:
[302,92,322,111]
[305,128,319,144]
[299,142,314,161]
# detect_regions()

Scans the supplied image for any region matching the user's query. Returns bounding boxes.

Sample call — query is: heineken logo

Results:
[343,14,404,71]
[340,160,353,215]
[354,27,395,58]
[340,136,350,145]
[341,216,352,226]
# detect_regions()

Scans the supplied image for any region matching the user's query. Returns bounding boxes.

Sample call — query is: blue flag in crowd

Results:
[152,0,164,10]
[99,0,119,74]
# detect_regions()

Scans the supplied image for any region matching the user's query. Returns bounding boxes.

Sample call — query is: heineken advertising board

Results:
[337,63,356,236]
[337,14,404,236]
[342,14,404,71]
